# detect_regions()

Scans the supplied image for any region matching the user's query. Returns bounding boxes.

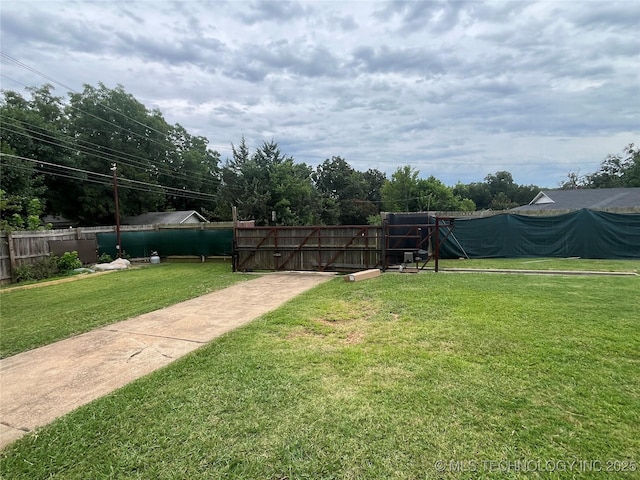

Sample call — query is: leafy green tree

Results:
[271,158,320,225]
[453,182,492,210]
[0,189,47,231]
[158,123,220,213]
[64,83,168,224]
[381,165,420,212]
[587,144,640,188]
[560,171,587,190]
[382,166,474,213]
[417,176,475,211]
[0,85,62,227]
[463,171,539,210]
[218,139,320,225]
[313,157,381,225]
[623,144,640,187]
[216,136,258,220]
[363,168,386,206]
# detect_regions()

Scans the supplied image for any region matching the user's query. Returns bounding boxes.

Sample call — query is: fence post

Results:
[7,231,17,281]
[232,206,238,272]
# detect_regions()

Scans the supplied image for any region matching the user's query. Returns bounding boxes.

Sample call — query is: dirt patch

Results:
[343,330,365,345]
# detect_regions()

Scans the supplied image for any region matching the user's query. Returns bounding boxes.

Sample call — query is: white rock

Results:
[94,258,131,271]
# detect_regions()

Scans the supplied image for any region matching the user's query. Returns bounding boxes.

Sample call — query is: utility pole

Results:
[111,163,122,258]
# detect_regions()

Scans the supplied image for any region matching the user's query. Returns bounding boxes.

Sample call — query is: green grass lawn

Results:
[438,257,640,273]
[1,270,638,479]
[0,262,250,358]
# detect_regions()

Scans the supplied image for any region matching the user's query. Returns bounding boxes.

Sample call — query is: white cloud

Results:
[1,0,638,188]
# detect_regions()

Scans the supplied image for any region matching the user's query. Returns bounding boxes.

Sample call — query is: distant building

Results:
[512,188,640,214]
[42,215,75,228]
[121,210,208,225]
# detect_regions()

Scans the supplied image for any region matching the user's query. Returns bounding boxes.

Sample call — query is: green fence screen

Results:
[440,209,640,259]
[97,229,234,259]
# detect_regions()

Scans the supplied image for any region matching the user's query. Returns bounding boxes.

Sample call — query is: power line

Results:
[1,55,610,179]
[1,53,171,139]
[0,153,217,201]
[1,117,219,189]
[0,74,218,179]
[0,70,223,183]
[0,61,237,156]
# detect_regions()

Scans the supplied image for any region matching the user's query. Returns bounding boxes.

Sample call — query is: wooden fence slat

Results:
[0,223,235,284]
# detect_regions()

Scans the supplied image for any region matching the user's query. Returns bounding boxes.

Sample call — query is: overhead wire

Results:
[0,153,217,201]
[0,72,222,190]
[0,58,237,156]
[1,117,219,189]
[1,51,608,193]
[1,74,222,188]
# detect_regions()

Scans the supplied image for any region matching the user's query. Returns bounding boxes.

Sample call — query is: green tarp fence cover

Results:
[440,209,640,259]
[97,229,233,259]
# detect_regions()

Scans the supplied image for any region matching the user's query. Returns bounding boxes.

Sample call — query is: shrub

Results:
[14,264,35,283]
[97,253,113,264]
[32,256,59,279]
[57,251,82,272]
[14,256,59,283]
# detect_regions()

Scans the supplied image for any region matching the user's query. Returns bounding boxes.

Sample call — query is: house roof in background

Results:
[512,188,640,212]
[121,210,208,225]
[42,215,75,228]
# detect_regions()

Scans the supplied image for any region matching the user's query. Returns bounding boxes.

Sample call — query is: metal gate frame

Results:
[233,217,456,273]
[383,216,456,272]
[233,225,383,272]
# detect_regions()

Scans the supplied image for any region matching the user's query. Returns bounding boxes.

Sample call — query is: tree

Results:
[453,182,492,210]
[560,170,587,190]
[381,165,420,212]
[454,172,540,211]
[158,123,220,213]
[382,166,475,213]
[417,176,475,211]
[313,157,381,225]
[218,139,321,225]
[586,144,640,188]
[623,144,640,187]
[216,136,255,220]
[363,168,386,205]
[271,157,320,225]
[0,85,62,227]
[64,83,169,224]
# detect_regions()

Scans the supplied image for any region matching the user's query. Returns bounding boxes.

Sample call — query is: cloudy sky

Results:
[1,0,639,188]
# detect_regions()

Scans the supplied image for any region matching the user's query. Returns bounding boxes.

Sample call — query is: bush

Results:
[57,251,82,272]
[14,256,59,283]
[32,256,59,279]
[97,252,113,264]
[14,264,35,283]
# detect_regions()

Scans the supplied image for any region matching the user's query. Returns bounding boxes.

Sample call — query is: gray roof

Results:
[512,188,640,212]
[121,210,208,225]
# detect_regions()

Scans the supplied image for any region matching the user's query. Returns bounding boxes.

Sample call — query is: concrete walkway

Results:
[0,272,334,449]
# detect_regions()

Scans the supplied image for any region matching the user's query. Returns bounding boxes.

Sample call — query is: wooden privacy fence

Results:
[234,225,383,272]
[1,218,455,282]
[0,223,231,284]
[233,219,454,273]
[0,229,102,284]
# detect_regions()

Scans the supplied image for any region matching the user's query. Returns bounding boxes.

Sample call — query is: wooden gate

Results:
[233,225,383,272]
[233,217,456,273]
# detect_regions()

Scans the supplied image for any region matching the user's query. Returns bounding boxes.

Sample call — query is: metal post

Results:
[434,217,440,272]
[381,216,388,271]
[111,164,122,258]
[232,206,237,272]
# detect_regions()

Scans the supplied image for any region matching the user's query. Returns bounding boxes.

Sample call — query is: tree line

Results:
[1,83,638,229]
